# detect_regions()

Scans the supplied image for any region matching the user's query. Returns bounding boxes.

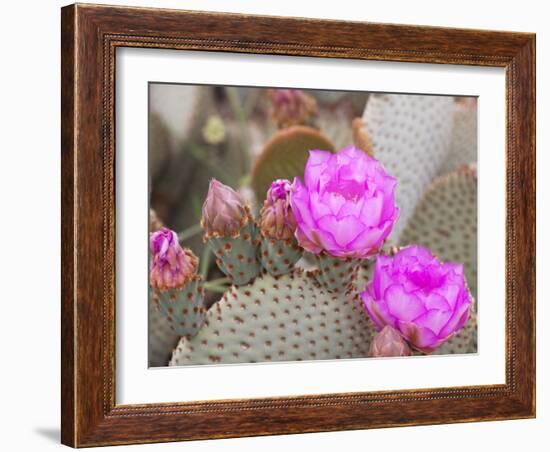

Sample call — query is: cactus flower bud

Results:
[269,88,317,128]
[369,326,412,357]
[149,208,163,231]
[150,227,198,291]
[259,179,297,240]
[201,179,251,239]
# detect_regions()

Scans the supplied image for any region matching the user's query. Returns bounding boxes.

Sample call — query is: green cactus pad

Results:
[208,222,261,286]
[439,101,477,176]
[362,94,455,240]
[148,292,180,367]
[313,253,362,293]
[170,268,376,366]
[152,276,207,338]
[259,236,302,277]
[400,165,477,301]
[250,126,335,202]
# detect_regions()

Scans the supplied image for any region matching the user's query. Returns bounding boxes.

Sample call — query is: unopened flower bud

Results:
[269,89,317,128]
[369,326,412,357]
[259,179,297,240]
[149,227,198,291]
[201,179,251,239]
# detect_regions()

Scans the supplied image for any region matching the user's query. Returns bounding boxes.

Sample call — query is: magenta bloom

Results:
[259,179,297,240]
[150,227,198,291]
[361,245,473,353]
[290,146,399,258]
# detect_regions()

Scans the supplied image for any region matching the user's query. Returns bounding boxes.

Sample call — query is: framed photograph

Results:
[61,3,536,447]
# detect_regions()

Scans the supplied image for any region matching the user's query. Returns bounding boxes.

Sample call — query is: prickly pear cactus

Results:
[259,237,302,277]
[439,100,477,176]
[250,126,334,201]
[149,93,480,367]
[152,276,207,338]
[362,94,455,240]
[170,267,376,366]
[148,292,180,367]
[400,164,477,300]
[313,253,361,294]
[209,222,261,286]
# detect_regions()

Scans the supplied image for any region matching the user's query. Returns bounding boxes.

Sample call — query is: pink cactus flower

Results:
[369,326,412,357]
[290,146,399,258]
[361,245,473,353]
[149,227,198,291]
[259,179,297,240]
[201,179,251,239]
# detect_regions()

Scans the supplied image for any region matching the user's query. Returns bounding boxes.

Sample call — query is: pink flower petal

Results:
[337,197,365,219]
[400,245,435,262]
[385,285,427,322]
[362,288,396,330]
[290,179,315,228]
[309,191,332,220]
[380,186,398,222]
[439,299,471,338]
[445,262,465,279]
[294,226,322,254]
[312,228,339,253]
[317,215,364,247]
[338,154,371,185]
[434,283,460,309]
[323,191,347,216]
[347,219,393,255]
[397,321,441,353]
[418,292,451,311]
[372,257,393,299]
[412,309,453,336]
[335,146,361,165]
[359,191,384,227]
[304,150,332,189]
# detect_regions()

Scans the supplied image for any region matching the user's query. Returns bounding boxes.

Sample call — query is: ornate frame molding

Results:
[61,4,535,447]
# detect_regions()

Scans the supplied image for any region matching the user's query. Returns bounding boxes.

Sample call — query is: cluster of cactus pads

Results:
[149,90,477,366]
[151,160,476,366]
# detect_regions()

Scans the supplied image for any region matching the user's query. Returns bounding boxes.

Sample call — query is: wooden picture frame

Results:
[61,3,536,447]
